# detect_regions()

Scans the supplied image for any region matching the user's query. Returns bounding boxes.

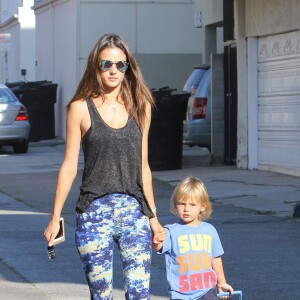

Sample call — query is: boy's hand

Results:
[218,283,234,299]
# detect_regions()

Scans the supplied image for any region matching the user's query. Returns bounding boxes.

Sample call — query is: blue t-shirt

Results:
[159,222,224,300]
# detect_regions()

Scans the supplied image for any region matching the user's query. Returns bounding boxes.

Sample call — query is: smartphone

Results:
[47,217,65,260]
[53,217,65,246]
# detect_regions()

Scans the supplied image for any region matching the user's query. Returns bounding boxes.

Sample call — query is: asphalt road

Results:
[0,144,300,299]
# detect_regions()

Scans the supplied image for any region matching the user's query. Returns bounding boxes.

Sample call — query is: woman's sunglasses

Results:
[100,60,129,72]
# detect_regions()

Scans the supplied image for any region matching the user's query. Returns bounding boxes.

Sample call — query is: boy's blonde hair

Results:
[170,176,212,221]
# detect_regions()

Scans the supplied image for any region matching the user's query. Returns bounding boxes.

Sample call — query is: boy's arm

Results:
[212,256,234,294]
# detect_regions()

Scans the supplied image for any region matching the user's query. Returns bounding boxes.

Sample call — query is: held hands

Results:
[155,228,166,243]
[149,217,166,244]
[44,217,60,247]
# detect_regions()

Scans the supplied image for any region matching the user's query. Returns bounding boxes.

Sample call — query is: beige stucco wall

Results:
[194,0,222,26]
[245,0,300,37]
[194,0,223,64]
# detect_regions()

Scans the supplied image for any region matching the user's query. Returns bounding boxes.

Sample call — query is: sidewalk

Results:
[0,141,300,299]
[153,146,300,219]
[1,141,299,217]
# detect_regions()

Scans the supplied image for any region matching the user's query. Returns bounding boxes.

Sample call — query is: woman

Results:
[44,33,165,300]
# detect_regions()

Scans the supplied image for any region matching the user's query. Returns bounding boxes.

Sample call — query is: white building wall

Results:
[194,0,223,64]
[0,18,20,82]
[78,1,202,91]
[18,3,35,81]
[35,4,53,81]
[135,3,203,90]
[234,0,248,169]
[35,0,77,138]
[53,0,77,137]
[137,3,200,54]
[78,2,137,74]
[0,0,35,82]
[0,0,23,23]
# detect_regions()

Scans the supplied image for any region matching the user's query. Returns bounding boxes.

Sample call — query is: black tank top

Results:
[75,97,153,217]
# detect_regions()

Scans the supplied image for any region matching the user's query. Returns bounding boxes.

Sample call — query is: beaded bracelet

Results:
[152,207,157,215]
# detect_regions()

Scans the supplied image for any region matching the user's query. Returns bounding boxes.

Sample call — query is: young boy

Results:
[153,176,233,300]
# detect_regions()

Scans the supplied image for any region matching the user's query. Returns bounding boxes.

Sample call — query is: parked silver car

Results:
[183,66,211,151]
[0,84,30,153]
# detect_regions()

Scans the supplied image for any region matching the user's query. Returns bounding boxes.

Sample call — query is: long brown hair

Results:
[67,33,154,129]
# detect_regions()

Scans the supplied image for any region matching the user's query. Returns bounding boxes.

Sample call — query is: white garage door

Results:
[258,31,300,176]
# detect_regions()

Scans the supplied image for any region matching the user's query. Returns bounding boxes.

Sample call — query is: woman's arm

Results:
[141,102,165,244]
[212,256,234,294]
[44,100,84,246]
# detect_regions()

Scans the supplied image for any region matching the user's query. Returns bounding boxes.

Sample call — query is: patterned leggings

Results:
[75,194,152,300]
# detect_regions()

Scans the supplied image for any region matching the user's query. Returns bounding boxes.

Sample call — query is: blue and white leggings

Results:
[75,193,152,300]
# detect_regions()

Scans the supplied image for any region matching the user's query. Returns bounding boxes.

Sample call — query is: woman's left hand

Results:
[149,217,166,244]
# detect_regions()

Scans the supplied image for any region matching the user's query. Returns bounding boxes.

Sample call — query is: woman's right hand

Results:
[44,217,60,247]
[149,217,166,244]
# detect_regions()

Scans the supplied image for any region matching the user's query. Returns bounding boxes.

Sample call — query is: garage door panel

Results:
[258,31,300,175]
[284,70,298,91]
[259,63,300,96]
[259,131,300,167]
[259,98,300,129]
[259,140,300,168]
[258,72,271,94]
[259,131,300,142]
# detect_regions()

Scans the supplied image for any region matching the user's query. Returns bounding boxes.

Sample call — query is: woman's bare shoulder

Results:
[68,99,87,110]
[67,99,88,115]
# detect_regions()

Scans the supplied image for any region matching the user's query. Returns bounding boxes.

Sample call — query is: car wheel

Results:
[13,141,29,154]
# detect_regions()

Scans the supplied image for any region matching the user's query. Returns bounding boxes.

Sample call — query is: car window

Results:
[0,89,17,103]
[195,69,211,98]
[183,67,209,92]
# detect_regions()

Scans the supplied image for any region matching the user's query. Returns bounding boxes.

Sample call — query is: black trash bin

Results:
[7,81,58,142]
[149,87,189,171]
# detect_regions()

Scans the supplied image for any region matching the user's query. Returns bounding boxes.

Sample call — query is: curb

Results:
[292,202,300,218]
